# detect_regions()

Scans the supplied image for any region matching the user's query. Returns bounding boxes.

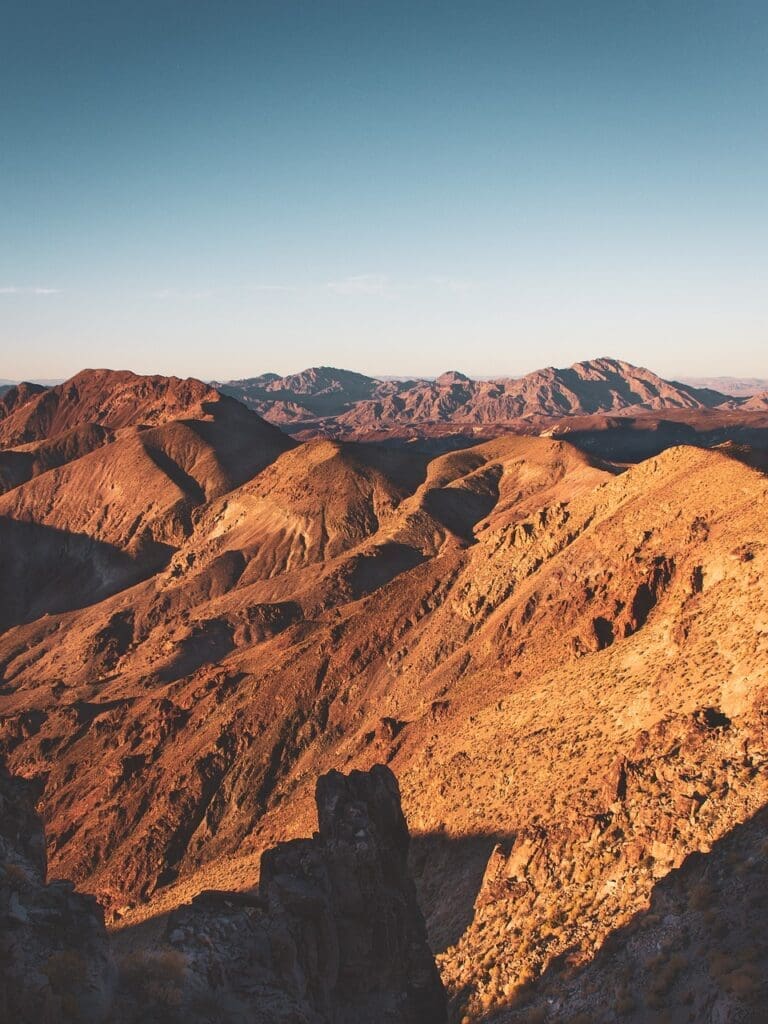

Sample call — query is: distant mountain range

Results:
[212,357,768,438]
[5,361,767,445]
[681,375,768,397]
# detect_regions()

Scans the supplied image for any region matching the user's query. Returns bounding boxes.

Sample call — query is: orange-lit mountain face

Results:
[1,363,767,1022]
[0,370,294,629]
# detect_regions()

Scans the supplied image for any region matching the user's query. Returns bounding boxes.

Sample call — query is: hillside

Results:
[0,369,294,627]
[1,367,767,1021]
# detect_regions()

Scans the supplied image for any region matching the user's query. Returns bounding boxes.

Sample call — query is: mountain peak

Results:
[435,370,472,385]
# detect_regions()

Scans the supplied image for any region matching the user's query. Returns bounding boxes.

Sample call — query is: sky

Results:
[1,0,767,381]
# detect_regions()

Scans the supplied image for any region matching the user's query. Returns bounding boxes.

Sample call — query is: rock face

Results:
[0,761,445,1024]
[440,702,768,1020]
[0,759,113,1023]
[163,765,447,1023]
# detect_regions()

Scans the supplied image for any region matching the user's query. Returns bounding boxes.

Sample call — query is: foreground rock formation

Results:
[0,760,113,1022]
[156,765,447,1024]
[0,761,446,1024]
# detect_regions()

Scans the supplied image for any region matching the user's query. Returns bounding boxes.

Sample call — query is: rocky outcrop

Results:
[161,764,447,1023]
[0,759,113,1023]
[439,704,768,1021]
[495,802,768,1022]
[0,761,445,1023]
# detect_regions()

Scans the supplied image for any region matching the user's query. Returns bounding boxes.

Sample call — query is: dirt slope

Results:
[1,382,766,1022]
[0,369,294,626]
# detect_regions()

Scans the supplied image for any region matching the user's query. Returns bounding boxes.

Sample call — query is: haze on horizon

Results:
[2,1,767,382]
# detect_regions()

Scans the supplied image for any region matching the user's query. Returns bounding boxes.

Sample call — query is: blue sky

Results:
[1,1,767,380]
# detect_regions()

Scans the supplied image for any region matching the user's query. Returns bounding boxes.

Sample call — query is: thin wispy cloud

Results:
[247,284,297,293]
[0,285,61,295]
[323,274,481,299]
[147,284,297,299]
[427,275,483,296]
[149,288,214,300]
[139,277,480,303]
[326,273,392,297]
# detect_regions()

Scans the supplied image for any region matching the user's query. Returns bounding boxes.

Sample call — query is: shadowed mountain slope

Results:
[0,369,294,625]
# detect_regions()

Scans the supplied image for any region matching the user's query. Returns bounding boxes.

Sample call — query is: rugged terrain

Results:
[214,357,744,440]
[0,370,293,628]
[1,364,767,1020]
[1,759,445,1023]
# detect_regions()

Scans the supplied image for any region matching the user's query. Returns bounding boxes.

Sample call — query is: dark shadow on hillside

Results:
[0,516,164,632]
[344,440,433,494]
[347,542,427,597]
[424,485,499,540]
[184,410,298,483]
[474,804,768,1023]
[0,449,35,491]
[410,830,513,953]
[143,444,206,504]
[557,418,768,465]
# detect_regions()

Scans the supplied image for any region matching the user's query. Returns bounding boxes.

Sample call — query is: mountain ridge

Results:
[215,356,742,438]
[1,360,768,1022]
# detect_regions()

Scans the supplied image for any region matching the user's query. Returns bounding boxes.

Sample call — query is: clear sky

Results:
[2,1,767,381]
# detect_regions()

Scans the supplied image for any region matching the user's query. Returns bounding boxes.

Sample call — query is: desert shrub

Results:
[687,881,714,911]
[614,988,635,1013]
[44,951,87,993]
[118,946,187,1020]
[144,978,184,1009]
[648,951,687,996]
[722,965,761,999]
[150,948,187,984]
[1,860,29,887]
[519,1007,547,1023]
[189,988,245,1022]
[120,947,187,987]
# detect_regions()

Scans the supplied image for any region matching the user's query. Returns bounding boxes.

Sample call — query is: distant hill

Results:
[682,375,768,396]
[215,357,736,437]
[211,365,384,421]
